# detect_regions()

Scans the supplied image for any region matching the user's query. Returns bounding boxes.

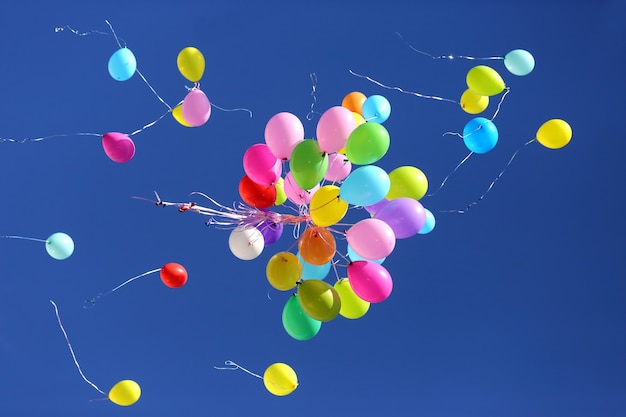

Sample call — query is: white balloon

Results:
[228,227,264,260]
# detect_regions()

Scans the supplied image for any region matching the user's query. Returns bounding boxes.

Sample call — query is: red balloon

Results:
[238,175,277,208]
[160,263,188,288]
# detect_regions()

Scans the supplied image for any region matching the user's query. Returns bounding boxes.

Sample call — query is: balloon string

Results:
[348,70,459,105]
[104,19,124,50]
[128,110,171,136]
[306,72,322,121]
[210,102,253,118]
[136,69,173,111]
[395,32,504,61]
[214,360,263,379]
[49,300,107,395]
[0,132,101,144]
[426,151,474,197]
[1,235,48,243]
[84,268,161,307]
[442,88,511,139]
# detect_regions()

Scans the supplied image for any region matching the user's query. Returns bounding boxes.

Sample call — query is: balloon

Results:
[108,380,141,406]
[345,122,390,165]
[266,252,301,290]
[316,106,356,153]
[340,165,390,207]
[334,278,370,319]
[347,244,385,264]
[298,226,336,266]
[297,252,331,280]
[386,166,428,201]
[466,65,505,96]
[108,48,136,81]
[289,139,328,190]
[324,153,352,182]
[182,89,211,127]
[342,91,367,114]
[374,197,426,239]
[228,227,264,260]
[283,172,319,206]
[309,185,348,227]
[364,198,390,216]
[160,263,188,288]
[347,260,393,303]
[263,363,298,396]
[264,112,305,160]
[418,208,436,234]
[238,175,277,209]
[282,295,322,340]
[243,144,282,186]
[346,218,396,260]
[361,95,391,123]
[460,89,489,114]
[274,177,288,206]
[171,104,192,127]
[258,215,283,246]
[535,119,572,149]
[463,117,499,154]
[297,279,341,321]
[102,132,135,163]
[504,49,535,76]
[177,47,205,82]
[46,232,74,260]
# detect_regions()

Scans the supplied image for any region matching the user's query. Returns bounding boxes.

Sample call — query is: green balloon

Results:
[297,279,341,322]
[282,295,322,341]
[289,139,328,190]
[345,122,390,165]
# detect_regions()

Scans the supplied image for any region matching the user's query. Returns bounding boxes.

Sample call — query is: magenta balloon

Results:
[284,172,319,206]
[243,144,282,186]
[316,106,356,153]
[324,153,352,182]
[102,132,135,163]
[374,197,426,239]
[264,112,305,160]
[347,260,393,303]
[346,218,396,260]
[182,89,211,126]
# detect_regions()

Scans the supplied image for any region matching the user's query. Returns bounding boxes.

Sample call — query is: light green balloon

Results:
[289,139,328,190]
[282,295,322,340]
[46,232,74,260]
[504,49,535,76]
[345,122,390,165]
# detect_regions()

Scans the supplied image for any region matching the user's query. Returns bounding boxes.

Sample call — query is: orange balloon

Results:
[342,92,367,115]
[298,226,336,265]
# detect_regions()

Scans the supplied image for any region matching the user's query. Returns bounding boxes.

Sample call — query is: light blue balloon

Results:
[108,47,137,81]
[504,49,535,76]
[297,252,331,280]
[46,232,74,260]
[361,95,391,123]
[340,165,390,207]
[418,208,436,234]
[347,244,385,264]
[463,117,498,154]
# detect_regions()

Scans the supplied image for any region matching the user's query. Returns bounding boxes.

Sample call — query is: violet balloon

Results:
[374,197,426,239]
[102,132,136,163]
[182,88,211,127]
[258,215,284,246]
[347,260,393,303]
[243,144,282,186]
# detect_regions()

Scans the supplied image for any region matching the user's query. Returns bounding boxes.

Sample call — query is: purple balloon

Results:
[258,215,284,246]
[364,198,390,216]
[374,198,426,239]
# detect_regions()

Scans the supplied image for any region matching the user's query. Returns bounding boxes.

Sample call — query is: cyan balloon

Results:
[418,208,436,234]
[504,49,535,76]
[347,244,385,264]
[463,117,498,154]
[46,232,74,260]
[361,95,391,123]
[297,252,331,280]
[340,165,390,207]
[108,48,137,81]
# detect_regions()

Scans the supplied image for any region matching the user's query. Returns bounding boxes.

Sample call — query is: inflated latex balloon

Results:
[364,198,390,216]
[298,226,336,266]
[172,104,192,127]
[228,227,264,260]
[297,279,341,321]
[334,278,370,319]
[324,153,352,182]
[342,91,367,114]
[347,260,393,303]
[108,48,136,81]
[258,216,283,246]
[466,65,505,96]
[418,208,436,234]
[386,166,428,201]
[460,89,489,114]
[309,185,348,227]
[535,119,572,149]
[283,172,319,206]
[182,88,211,127]
[340,165,390,207]
[289,139,328,190]
[238,175,277,209]
[345,122,390,165]
[102,132,135,163]
[346,218,396,260]
[177,47,205,82]
[297,252,331,280]
[374,197,426,239]
[243,144,282,186]
[282,295,322,340]
[264,112,305,160]
[263,363,298,396]
[316,106,356,153]
[347,244,385,264]
[274,177,288,206]
[46,232,74,260]
[504,49,535,76]
[160,263,188,288]
[361,95,391,123]
[108,380,141,406]
[266,251,302,290]
[463,117,499,154]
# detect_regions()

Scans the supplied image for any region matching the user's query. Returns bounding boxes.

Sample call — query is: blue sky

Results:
[1,1,625,416]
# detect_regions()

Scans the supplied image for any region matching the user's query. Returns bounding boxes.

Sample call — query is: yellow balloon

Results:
[352,111,366,127]
[274,177,287,206]
[177,47,205,82]
[108,380,141,406]
[536,119,572,149]
[172,104,192,127]
[266,251,302,291]
[263,363,298,396]
[460,89,489,114]
[334,278,370,319]
[309,185,348,227]
[386,166,428,201]
[298,279,341,322]
[466,65,505,96]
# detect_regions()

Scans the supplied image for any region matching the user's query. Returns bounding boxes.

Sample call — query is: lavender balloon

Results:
[374,197,426,239]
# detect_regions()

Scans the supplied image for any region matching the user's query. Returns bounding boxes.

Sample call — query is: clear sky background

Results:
[1,1,624,416]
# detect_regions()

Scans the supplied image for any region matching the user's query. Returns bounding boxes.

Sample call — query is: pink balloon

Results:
[346,218,396,260]
[243,144,282,186]
[347,260,393,303]
[102,132,135,163]
[324,153,352,182]
[182,89,211,127]
[374,197,426,239]
[284,172,319,206]
[316,106,356,153]
[264,112,304,160]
